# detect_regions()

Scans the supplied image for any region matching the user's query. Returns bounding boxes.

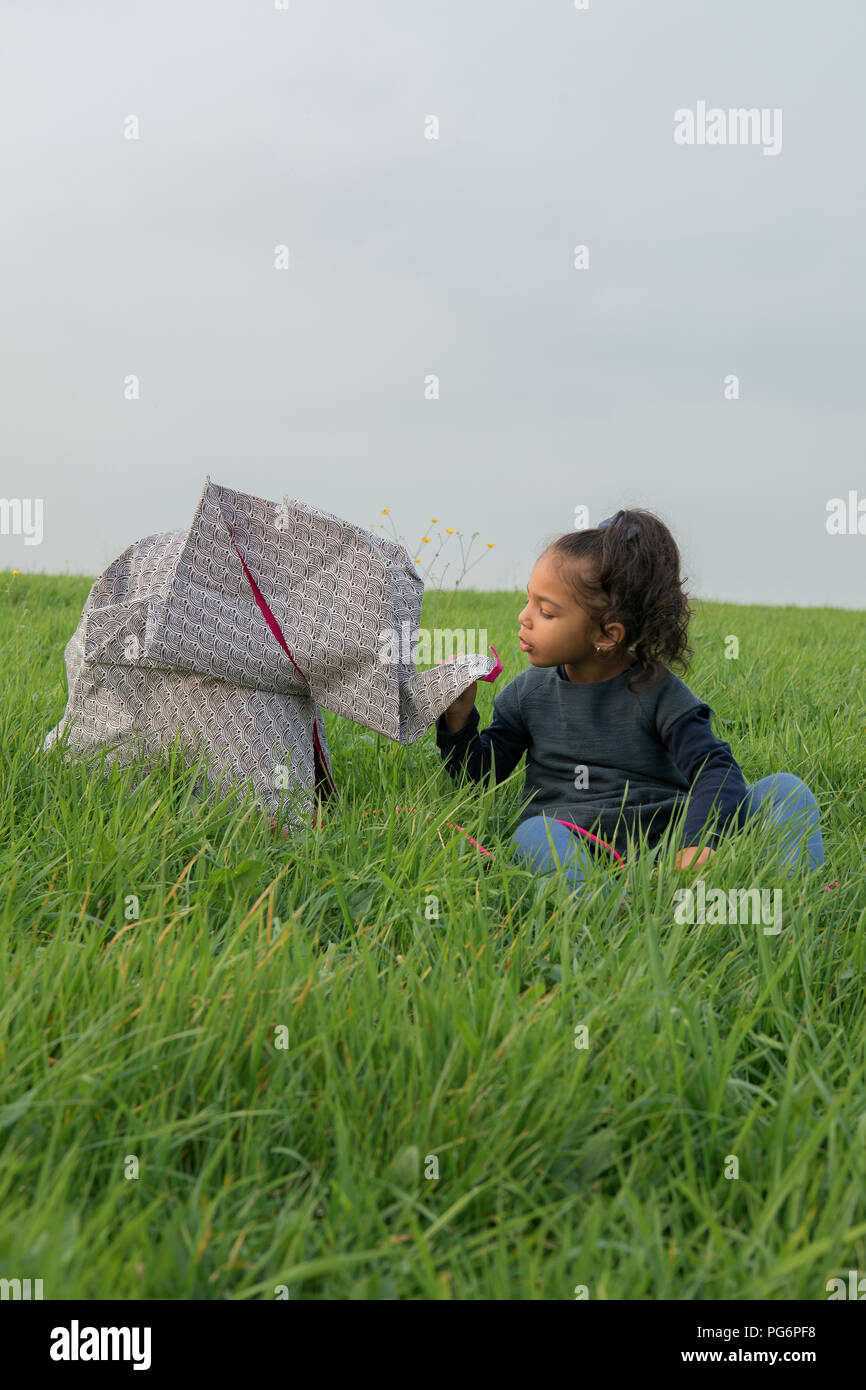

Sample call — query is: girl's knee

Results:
[752,772,817,812]
[777,774,819,817]
[510,815,576,869]
[742,774,824,874]
[511,816,546,852]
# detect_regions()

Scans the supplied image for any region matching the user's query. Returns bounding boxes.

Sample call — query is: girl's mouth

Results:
[519,637,533,652]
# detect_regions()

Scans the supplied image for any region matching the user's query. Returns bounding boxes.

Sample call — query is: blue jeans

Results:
[509,772,824,891]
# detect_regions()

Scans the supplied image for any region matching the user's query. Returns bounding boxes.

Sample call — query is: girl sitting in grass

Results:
[436,508,823,889]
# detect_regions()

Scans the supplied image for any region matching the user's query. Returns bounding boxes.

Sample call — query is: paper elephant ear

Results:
[148,478,498,742]
[43,479,501,825]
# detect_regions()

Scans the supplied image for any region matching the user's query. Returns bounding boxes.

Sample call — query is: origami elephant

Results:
[43,478,501,829]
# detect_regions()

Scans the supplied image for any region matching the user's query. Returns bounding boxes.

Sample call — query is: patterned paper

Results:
[43,478,497,830]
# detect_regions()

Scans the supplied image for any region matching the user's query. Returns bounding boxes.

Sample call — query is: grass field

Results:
[1,569,864,1300]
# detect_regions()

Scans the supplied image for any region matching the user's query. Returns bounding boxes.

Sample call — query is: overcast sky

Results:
[1,0,864,609]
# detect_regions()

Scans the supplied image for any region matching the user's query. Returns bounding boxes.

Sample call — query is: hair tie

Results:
[599,511,638,540]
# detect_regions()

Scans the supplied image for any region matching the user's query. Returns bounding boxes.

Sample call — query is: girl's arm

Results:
[661,704,750,867]
[436,686,529,785]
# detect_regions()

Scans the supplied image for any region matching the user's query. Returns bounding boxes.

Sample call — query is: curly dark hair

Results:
[545,508,693,692]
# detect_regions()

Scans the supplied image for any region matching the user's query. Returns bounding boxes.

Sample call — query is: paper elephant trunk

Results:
[43,478,501,828]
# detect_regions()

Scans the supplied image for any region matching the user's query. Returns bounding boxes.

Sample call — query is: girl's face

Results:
[517,551,626,669]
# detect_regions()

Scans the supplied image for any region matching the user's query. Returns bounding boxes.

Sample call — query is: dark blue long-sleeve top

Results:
[435,660,750,859]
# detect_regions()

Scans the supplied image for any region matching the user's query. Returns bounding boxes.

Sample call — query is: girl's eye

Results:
[524,593,554,618]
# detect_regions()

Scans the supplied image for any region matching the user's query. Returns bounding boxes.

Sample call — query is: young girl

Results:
[436,509,824,889]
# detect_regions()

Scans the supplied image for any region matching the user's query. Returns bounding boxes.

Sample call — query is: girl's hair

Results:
[544,508,692,692]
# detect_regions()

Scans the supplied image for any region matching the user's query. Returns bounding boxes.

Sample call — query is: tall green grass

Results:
[1,569,864,1299]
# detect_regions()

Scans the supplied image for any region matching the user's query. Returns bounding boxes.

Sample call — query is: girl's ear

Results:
[596,620,627,648]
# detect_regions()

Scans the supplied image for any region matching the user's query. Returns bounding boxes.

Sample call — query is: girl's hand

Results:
[675,845,715,870]
[438,655,477,733]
